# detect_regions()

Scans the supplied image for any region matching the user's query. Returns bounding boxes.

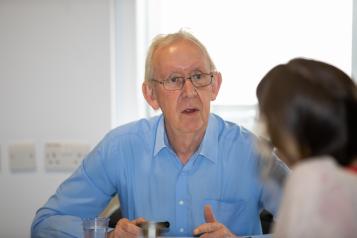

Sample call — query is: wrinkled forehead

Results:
[152,38,211,73]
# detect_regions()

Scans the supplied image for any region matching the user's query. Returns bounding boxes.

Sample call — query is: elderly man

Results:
[31,30,288,238]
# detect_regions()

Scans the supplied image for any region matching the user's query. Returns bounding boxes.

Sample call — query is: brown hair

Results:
[257,58,357,166]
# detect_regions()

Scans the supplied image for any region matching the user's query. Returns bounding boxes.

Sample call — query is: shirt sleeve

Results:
[259,151,290,216]
[31,141,117,238]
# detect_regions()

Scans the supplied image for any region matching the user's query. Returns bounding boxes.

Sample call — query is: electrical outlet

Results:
[45,142,90,172]
[8,143,36,172]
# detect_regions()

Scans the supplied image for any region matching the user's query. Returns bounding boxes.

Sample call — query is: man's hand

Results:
[108,217,146,238]
[193,205,236,238]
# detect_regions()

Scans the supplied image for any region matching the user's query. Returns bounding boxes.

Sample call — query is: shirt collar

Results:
[153,114,219,164]
[153,115,166,156]
[199,114,218,163]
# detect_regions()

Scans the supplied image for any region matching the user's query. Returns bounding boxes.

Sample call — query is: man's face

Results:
[143,39,221,135]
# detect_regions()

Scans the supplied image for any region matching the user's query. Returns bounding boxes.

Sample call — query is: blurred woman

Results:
[256,58,357,238]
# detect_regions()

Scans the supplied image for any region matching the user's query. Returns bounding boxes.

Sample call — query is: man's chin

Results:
[179,121,206,134]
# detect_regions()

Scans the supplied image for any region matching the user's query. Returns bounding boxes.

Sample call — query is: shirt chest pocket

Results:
[201,199,247,232]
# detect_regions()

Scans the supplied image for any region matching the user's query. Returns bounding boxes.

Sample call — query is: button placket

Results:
[175,171,189,235]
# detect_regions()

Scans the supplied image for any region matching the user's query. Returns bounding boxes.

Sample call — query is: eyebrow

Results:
[168,69,204,76]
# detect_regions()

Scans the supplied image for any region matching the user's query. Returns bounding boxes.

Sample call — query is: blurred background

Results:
[0,0,356,237]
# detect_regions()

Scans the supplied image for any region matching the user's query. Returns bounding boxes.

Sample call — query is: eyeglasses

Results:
[150,71,214,91]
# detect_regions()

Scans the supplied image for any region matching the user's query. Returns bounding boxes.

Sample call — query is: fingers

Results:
[112,218,145,238]
[200,229,235,238]
[194,205,235,238]
[194,222,223,236]
[193,204,218,236]
[204,204,216,223]
[132,217,147,226]
[194,223,235,238]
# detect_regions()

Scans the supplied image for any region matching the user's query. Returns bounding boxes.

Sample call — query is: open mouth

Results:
[182,108,199,114]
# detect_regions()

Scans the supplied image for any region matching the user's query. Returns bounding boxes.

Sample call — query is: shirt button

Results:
[179,200,184,205]
[179,228,184,233]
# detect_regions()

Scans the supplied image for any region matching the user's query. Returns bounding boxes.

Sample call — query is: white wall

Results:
[115,0,142,125]
[0,0,113,237]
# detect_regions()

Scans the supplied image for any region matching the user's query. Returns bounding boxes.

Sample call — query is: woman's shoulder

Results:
[291,156,357,181]
[291,156,337,178]
[286,156,357,199]
[274,156,357,237]
[283,157,338,197]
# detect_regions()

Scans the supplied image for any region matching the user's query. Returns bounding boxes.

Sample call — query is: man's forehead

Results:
[152,39,209,71]
[155,38,203,56]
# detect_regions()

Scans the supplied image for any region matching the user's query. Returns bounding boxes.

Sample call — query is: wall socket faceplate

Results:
[8,143,37,172]
[45,142,90,172]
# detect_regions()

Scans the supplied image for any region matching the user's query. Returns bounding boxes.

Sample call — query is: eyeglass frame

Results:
[149,71,215,91]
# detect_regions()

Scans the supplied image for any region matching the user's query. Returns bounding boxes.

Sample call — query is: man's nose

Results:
[181,78,197,97]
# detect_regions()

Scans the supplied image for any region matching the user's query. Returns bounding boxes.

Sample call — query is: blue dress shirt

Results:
[31,114,287,237]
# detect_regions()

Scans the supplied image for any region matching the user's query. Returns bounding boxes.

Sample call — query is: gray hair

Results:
[144,29,216,82]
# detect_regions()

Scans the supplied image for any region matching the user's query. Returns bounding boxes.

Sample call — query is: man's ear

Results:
[210,72,222,101]
[142,82,160,110]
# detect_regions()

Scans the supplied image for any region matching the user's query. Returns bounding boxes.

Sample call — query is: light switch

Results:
[8,143,36,172]
[45,142,90,172]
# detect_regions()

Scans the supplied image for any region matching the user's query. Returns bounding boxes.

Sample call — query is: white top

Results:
[273,157,357,238]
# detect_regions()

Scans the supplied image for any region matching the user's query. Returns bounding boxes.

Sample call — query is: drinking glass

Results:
[83,217,109,238]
